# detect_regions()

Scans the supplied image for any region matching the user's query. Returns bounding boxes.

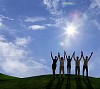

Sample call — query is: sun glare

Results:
[67,25,76,36]
[64,24,78,38]
[59,22,80,47]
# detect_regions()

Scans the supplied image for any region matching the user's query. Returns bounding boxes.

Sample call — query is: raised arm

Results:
[64,51,67,60]
[82,51,85,60]
[56,57,58,61]
[79,51,83,61]
[88,52,93,61]
[71,51,75,60]
[50,52,53,60]
[58,52,60,60]
[72,51,76,61]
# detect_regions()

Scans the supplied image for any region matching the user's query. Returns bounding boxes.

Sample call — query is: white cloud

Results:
[0,17,4,28]
[92,20,100,30]
[1,5,7,12]
[15,36,31,47]
[93,0,100,8]
[29,25,46,30]
[0,36,49,78]
[40,59,47,64]
[25,17,46,22]
[0,35,6,41]
[0,15,14,21]
[43,0,63,15]
[89,0,100,13]
[0,22,3,27]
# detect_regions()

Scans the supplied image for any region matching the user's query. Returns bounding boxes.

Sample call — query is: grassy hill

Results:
[0,73,100,89]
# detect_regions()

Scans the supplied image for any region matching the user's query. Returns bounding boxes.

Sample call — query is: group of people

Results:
[50,51,93,78]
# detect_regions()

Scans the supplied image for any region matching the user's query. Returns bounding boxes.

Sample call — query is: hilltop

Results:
[0,73,100,89]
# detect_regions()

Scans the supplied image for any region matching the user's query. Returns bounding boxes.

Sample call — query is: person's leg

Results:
[69,65,71,75]
[83,66,85,78]
[52,69,54,75]
[76,67,78,78]
[86,66,88,77]
[75,66,77,77]
[78,67,80,76]
[61,66,63,77]
[68,67,69,74]
[68,67,70,75]
[78,66,80,78]
[53,69,56,77]
[59,67,61,77]
[63,66,64,77]
[67,65,68,74]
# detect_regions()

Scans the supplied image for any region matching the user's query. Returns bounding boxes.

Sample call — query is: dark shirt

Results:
[67,58,71,66]
[53,59,57,64]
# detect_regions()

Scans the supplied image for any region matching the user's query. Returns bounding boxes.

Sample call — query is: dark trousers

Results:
[67,65,71,74]
[52,69,55,75]
[83,66,88,77]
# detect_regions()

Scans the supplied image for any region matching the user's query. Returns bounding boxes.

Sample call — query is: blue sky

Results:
[0,0,100,78]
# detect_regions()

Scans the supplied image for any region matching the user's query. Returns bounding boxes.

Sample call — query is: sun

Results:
[64,23,78,38]
[67,25,76,36]
[59,22,80,47]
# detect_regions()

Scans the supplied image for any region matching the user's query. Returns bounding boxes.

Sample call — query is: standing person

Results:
[82,51,93,78]
[58,52,65,78]
[64,51,74,75]
[73,51,83,78]
[50,52,58,78]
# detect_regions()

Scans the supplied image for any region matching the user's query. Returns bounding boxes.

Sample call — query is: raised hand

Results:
[58,52,60,56]
[81,51,83,56]
[64,51,66,55]
[91,52,93,55]
[74,51,75,55]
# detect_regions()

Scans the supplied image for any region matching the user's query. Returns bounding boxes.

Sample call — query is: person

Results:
[58,52,65,77]
[82,51,93,78]
[64,51,74,75]
[73,51,83,78]
[50,52,58,78]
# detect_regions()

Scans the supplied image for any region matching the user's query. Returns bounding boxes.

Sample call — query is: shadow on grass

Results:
[83,78,94,89]
[56,77,64,89]
[75,77,83,89]
[46,78,55,89]
[66,75,71,89]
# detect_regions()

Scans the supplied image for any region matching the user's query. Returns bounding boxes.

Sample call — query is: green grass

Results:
[0,73,100,89]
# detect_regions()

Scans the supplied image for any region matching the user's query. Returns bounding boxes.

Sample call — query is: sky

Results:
[0,0,100,78]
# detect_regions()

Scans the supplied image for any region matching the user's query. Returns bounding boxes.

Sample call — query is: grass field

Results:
[0,73,100,89]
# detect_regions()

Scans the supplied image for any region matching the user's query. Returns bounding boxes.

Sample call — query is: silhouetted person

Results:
[82,51,93,78]
[50,52,58,78]
[58,52,65,78]
[64,51,74,75]
[73,51,83,78]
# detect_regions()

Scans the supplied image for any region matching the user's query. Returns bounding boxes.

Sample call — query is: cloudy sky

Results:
[0,0,100,78]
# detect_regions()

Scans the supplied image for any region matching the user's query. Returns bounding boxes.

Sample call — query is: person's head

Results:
[86,56,88,60]
[68,56,70,59]
[55,56,57,59]
[61,57,63,60]
[76,56,79,60]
